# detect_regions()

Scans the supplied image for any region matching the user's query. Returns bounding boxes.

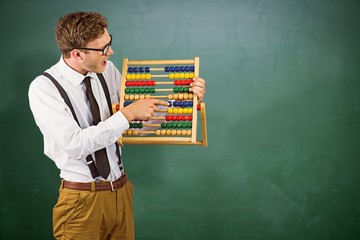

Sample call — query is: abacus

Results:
[112,57,208,147]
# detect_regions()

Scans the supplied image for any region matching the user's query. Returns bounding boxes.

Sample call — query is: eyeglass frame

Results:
[77,34,112,55]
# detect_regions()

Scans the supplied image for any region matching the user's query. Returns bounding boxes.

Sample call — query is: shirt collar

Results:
[58,56,97,86]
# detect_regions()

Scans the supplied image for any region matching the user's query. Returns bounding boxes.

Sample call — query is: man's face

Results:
[81,29,114,73]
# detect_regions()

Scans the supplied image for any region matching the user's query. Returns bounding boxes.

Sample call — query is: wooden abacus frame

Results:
[114,57,207,147]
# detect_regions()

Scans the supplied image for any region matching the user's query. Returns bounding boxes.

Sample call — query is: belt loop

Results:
[59,179,64,193]
[91,181,96,192]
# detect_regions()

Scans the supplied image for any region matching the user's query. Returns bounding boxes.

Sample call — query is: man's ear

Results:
[70,49,84,60]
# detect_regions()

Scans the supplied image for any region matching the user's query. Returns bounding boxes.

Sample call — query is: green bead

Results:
[182,123,187,128]
[150,88,155,93]
[167,123,172,128]
[183,87,189,92]
[140,88,145,93]
[135,88,140,93]
[173,87,179,93]
[172,123,177,128]
[130,88,135,93]
[178,87,184,93]
[145,88,150,93]
[138,123,143,128]
[177,123,182,128]
[187,123,192,128]
[125,88,130,93]
[133,123,138,128]
[161,123,167,128]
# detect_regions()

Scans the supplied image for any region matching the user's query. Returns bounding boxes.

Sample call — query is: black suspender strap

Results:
[96,73,124,172]
[43,72,101,179]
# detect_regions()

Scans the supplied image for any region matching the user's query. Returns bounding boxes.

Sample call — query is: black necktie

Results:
[84,76,110,179]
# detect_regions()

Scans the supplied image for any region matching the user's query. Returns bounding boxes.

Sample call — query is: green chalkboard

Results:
[1,0,360,239]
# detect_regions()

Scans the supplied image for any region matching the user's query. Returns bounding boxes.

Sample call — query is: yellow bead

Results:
[146,74,151,79]
[183,108,188,114]
[187,130,192,136]
[188,108,193,114]
[175,73,180,78]
[178,108,183,114]
[169,73,175,79]
[133,130,138,135]
[176,130,182,135]
[166,129,171,135]
[178,94,184,100]
[140,95,145,99]
[130,95,135,100]
[127,130,133,135]
[189,93,193,99]
[168,94,173,99]
[161,129,166,135]
[189,73,194,78]
[145,94,151,99]
[184,93,189,99]
[124,94,130,100]
[135,74,141,79]
[131,74,136,80]
[134,95,139,100]
[173,94,178,100]
[180,73,185,78]
[168,108,173,114]
[181,130,187,135]
[126,74,131,80]
[141,74,146,79]
[185,73,190,79]
[155,130,161,135]
[171,130,177,135]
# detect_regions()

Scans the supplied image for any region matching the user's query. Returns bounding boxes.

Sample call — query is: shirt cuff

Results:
[107,111,129,138]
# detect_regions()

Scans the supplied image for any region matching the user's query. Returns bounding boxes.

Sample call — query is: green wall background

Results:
[1,0,359,239]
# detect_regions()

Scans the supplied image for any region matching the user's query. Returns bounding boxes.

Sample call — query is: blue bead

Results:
[133,67,138,73]
[179,66,184,72]
[184,66,189,72]
[169,66,175,72]
[168,101,172,107]
[173,101,179,107]
[128,67,133,73]
[165,66,169,72]
[189,66,195,72]
[174,66,180,72]
[145,67,150,73]
[139,67,144,73]
[189,101,193,107]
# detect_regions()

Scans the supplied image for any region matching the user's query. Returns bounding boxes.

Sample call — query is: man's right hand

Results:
[120,99,169,122]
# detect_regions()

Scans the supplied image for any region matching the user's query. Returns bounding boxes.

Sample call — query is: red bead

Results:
[116,104,120,111]
[171,116,176,121]
[151,80,156,86]
[130,81,136,86]
[174,80,179,86]
[188,116,192,121]
[181,116,186,121]
[145,81,150,86]
[179,80,184,85]
[176,116,181,121]
[125,81,131,86]
[166,115,171,121]
[135,81,141,86]
[197,104,201,111]
[140,81,146,86]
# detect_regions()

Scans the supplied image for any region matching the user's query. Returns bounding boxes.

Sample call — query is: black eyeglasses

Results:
[78,34,112,55]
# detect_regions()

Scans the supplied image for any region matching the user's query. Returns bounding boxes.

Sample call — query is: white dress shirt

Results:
[28,56,129,182]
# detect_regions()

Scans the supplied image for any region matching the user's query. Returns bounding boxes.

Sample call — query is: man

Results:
[28,12,205,239]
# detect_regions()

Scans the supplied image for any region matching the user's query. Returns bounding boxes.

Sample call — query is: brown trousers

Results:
[53,180,134,240]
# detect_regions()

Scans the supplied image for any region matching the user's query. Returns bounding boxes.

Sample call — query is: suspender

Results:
[42,72,124,179]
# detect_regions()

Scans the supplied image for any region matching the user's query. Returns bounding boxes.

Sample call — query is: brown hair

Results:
[55,12,108,58]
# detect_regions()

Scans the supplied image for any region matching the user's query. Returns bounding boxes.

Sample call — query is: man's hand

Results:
[120,99,169,122]
[190,77,206,102]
